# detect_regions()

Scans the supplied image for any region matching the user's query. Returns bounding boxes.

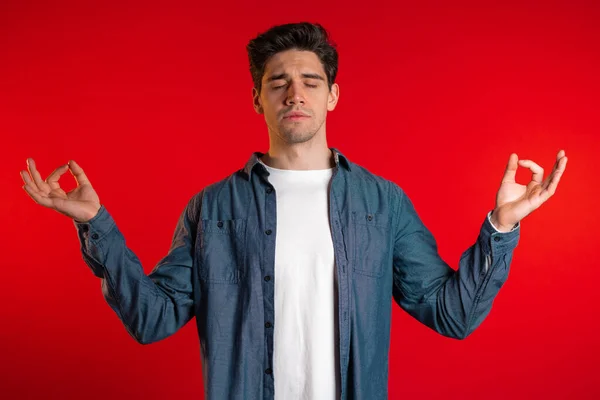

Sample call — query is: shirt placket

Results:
[262,174,277,399]
[329,164,350,400]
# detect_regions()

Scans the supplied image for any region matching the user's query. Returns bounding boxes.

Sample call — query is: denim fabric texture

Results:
[74,148,520,399]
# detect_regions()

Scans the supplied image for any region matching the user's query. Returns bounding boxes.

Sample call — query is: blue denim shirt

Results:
[74,148,520,399]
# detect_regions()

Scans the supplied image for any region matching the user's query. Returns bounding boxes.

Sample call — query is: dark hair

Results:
[246,22,338,94]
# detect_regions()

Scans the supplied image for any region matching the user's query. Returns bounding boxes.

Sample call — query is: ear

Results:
[327,83,340,111]
[252,87,263,114]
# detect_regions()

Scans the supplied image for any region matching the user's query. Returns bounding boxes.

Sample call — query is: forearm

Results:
[453,216,519,337]
[393,211,520,339]
[75,205,195,344]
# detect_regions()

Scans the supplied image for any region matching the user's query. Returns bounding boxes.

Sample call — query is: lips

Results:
[283,112,310,119]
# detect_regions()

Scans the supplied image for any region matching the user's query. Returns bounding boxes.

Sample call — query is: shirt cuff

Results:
[480,211,520,258]
[487,210,520,233]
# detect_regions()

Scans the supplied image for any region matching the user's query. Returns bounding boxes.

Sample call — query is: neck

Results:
[262,131,335,170]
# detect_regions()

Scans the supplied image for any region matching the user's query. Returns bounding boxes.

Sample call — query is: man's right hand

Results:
[20,158,102,223]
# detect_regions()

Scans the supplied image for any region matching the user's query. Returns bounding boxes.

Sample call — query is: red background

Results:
[1,1,599,399]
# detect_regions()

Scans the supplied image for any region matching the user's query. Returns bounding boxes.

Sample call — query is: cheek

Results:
[262,108,280,125]
[263,107,277,119]
[261,97,281,116]
[315,98,329,117]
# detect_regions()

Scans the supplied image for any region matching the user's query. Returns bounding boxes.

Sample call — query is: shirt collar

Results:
[242,147,351,180]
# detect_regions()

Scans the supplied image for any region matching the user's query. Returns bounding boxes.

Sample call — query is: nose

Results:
[285,81,305,106]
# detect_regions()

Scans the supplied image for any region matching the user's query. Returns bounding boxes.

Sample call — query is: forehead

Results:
[263,49,325,79]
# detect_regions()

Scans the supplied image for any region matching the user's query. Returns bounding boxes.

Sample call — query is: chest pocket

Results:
[199,218,246,284]
[351,212,390,278]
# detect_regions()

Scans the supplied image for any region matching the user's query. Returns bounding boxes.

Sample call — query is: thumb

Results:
[501,153,518,183]
[68,160,92,186]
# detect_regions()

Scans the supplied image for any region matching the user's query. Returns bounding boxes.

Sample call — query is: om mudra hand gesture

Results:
[20,158,102,223]
[490,150,568,232]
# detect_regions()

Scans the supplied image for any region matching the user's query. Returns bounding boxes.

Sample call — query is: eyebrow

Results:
[266,73,325,82]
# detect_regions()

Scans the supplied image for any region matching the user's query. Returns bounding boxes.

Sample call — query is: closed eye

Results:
[271,82,319,90]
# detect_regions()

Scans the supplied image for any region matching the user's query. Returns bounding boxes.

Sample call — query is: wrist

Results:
[75,204,101,223]
[490,210,515,232]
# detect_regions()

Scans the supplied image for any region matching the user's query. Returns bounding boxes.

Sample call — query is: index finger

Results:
[46,164,70,190]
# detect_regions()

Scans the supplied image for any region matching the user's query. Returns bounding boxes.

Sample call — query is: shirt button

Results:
[266,187,273,194]
[265,229,272,235]
[217,221,224,228]
[264,275,271,281]
[265,368,272,375]
[494,236,501,242]
[367,214,373,221]
[91,233,99,240]
[265,321,272,328]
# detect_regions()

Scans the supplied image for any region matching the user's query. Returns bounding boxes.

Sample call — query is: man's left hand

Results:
[490,150,568,232]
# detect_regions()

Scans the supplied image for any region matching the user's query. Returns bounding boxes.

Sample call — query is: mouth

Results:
[284,115,310,121]
[283,112,310,121]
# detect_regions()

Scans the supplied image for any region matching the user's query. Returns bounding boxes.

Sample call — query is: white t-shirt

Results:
[260,160,340,400]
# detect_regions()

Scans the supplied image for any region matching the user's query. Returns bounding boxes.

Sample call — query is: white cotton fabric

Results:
[260,160,340,400]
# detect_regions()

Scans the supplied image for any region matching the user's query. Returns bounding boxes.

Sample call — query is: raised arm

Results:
[391,150,567,339]
[21,158,200,344]
[391,185,519,339]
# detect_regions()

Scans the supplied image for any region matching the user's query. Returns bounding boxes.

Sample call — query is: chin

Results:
[280,129,317,144]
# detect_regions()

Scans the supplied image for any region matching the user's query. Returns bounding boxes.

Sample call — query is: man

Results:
[20,22,567,400]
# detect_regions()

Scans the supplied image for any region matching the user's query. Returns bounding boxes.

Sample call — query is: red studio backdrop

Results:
[1,1,598,399]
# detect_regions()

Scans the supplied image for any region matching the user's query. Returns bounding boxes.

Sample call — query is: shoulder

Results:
[346,160,406,199]
[186,169,252,220]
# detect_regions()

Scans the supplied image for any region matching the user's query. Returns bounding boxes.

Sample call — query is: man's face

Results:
[253,49,339,145]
